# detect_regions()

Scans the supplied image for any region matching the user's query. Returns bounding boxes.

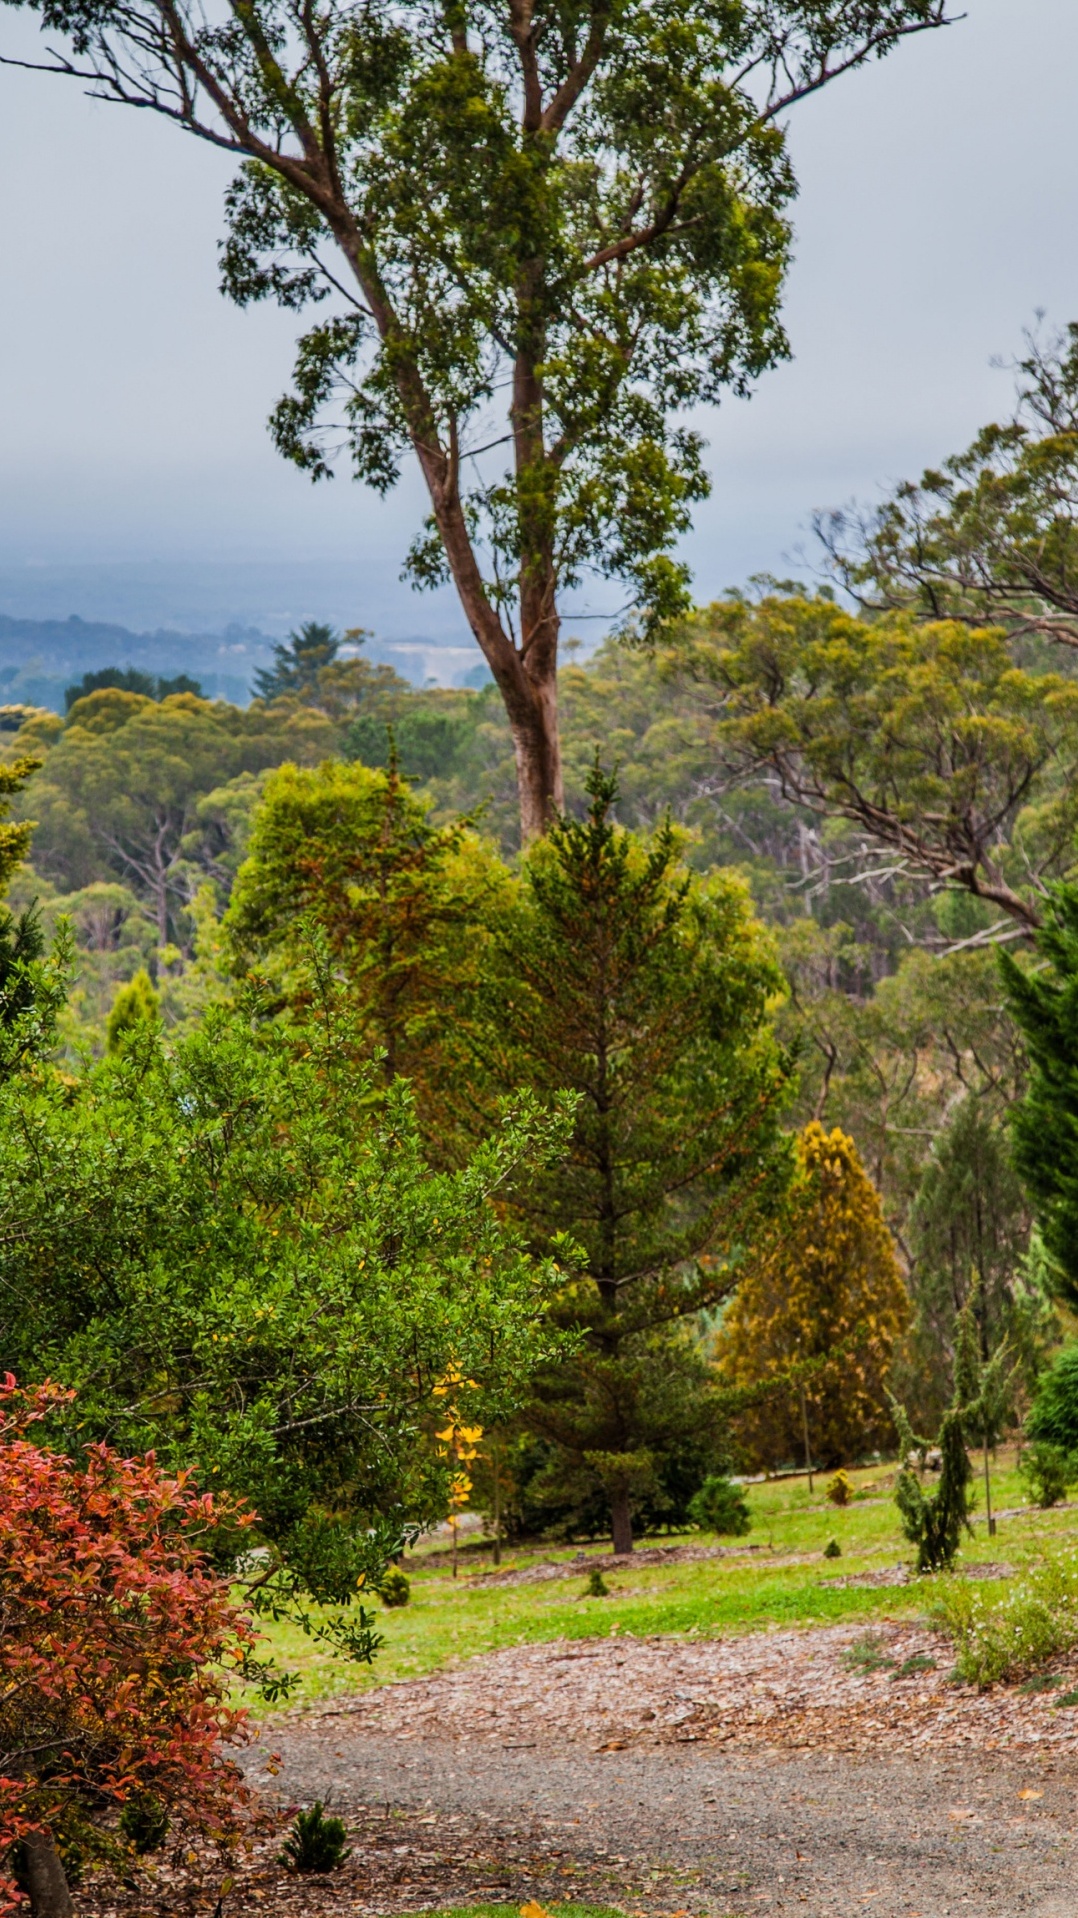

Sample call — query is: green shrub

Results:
[118,1794,170,1855]
[842,1634,896,1673]
[585,1568,610,1597]
[1020,1441,1076,1508]
[687,1475,751,1537]
[377,1566,411,1608]
[931,1554,1078,1687]
[823,1537,842,1559]
[826,1470,854,1508]
[280,1803,350,1873]
[1027,1343,1078,1451]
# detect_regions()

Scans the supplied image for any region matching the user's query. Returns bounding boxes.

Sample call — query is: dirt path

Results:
[233,1625,1078,1917]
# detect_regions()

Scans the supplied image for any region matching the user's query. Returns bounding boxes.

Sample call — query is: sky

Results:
[0,0,1076,644]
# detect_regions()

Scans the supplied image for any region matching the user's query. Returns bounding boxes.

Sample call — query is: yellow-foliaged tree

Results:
[717,1123,909,1470]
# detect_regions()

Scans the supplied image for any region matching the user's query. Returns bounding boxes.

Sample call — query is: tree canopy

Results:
[676,593,1078,934]
[824,321,1078,648]
[0,0,951,833]
[0,969,573,1615]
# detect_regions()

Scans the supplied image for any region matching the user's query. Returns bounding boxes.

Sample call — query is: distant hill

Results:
[0,613,484,710]
[0,614,273,711]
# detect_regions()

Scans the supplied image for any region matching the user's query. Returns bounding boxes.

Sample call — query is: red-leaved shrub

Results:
[0,1376,255,1914]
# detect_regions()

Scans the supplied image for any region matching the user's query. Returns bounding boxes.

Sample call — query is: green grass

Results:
[251,1451,1078,1707]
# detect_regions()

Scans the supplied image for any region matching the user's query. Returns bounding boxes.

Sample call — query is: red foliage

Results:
[0,1376,256,1910]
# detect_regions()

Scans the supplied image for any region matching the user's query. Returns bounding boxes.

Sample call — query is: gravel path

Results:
[70,1623,1078,1917]
[230,1626,1078,1917]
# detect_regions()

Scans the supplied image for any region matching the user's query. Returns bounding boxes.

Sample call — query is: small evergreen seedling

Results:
[823,1537,842,1559]
[585,1568,610,1597]
[377,1566,411,1608]
[826,1470,854,1508]
[280,1802,350,1873]
[119,1793,170,1855]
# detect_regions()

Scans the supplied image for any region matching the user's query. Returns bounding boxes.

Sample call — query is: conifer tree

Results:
[1001,884,1078,1307]
[716,1123,909,1470]
[474,766,791,1551]
[105,968,160,1054]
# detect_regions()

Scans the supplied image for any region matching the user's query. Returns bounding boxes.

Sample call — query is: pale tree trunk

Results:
[21,1832,74,1918]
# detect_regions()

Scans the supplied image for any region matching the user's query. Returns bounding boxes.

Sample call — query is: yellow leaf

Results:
[520,1904,551,1918]
[1018,1789,1043,1800]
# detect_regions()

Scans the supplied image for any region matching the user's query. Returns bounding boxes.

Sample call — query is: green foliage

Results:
[376,1566,411,1609]
[687,1475,751,1537]
[1002,883,1078,1307]
[830,320,1078,648]
[224,759,505,1144]
[280,1802,350,1873]
[909,1099,1029,1365]
[0,900,70,1080]
[0,961,573,1632]
[253,622,341,702]
[932,1553,1078,1687]
[474,765,791,1548]
[105,966,160,1054]
[64,667,203,711]
[0,754,39,899]
[1027,1342,1078,1451]
[13,686,341,943]
[823,1537,842,1559]
[891,1399,973,1574]
[1019,1442,1076,1509]
[842,1634,896,1673]
[584,1568,609,1598]
[118,1794,170,1856]
[680,594,1078,933]
[827,1471,854,1508]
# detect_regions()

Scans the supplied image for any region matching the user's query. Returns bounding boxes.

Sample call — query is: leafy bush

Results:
[826,1470,854,1507]
[687,1475,751,1537]
[280,1802,350,1873]
[118,1795,170,1856]
[0,1377,253,1917]
[1028,1344,1078,1451]
[1020,1441,1076,1509]
[585,1568,609,1597]
[932,1554,1078,1687]
[823,1538,841,1559]
[377,1567,411,1609]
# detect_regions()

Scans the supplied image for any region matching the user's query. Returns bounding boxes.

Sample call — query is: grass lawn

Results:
[252,1450,1078,1706]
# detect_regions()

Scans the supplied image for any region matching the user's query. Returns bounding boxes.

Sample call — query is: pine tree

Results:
[1001,885,1078,1308]
[716,1124,910,1471]
[473,766,792,1551]
[253,622,341,702]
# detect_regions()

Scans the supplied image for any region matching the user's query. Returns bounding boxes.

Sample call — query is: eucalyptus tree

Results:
[2,0,951,836]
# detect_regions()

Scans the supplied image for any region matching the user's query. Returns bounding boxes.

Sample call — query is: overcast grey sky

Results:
[0,0,1074,640]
